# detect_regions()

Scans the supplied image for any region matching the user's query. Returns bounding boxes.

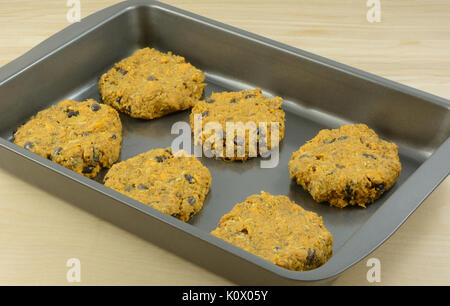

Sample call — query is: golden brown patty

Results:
[289,124,402,208]
[104,148,211,222]
[14,99,122,178]
[211,191,333,271]
[98,47,206,119]
[190,89,285,161]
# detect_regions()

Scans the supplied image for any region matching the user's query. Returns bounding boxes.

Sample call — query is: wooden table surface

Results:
[0,0,449,286]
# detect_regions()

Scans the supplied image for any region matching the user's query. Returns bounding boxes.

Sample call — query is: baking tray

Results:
[0,0,449,285]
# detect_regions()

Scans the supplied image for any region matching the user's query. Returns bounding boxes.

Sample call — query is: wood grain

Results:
[0,0,448,285]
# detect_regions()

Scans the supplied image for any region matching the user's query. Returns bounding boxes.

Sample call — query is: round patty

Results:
[190,88,285,161]
[14,99,122,178]
[98,47,206,119]
[211,191,333,271]
[104,148,211,222]
[288,124,402,208]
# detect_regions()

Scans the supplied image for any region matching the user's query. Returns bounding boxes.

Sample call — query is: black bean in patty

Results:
[306,249,316,265]
[362,153,377,159]
[155,156,164,163]
[138,184,149,190]
[374,183,384,191]
[187,197,196,205]
[91,103,101,112]
[184,174,195,183]
[67,110,79,118]
[125,185,134,192]
[82,166,95,174]
[117,68,127,75]
[92,148,100,163]
[53,147,63,156]
[345,185,352,196]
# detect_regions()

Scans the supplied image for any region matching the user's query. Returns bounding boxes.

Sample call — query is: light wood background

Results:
[0,0,449,286]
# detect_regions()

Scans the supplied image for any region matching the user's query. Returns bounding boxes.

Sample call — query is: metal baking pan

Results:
[0,0,449,285]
